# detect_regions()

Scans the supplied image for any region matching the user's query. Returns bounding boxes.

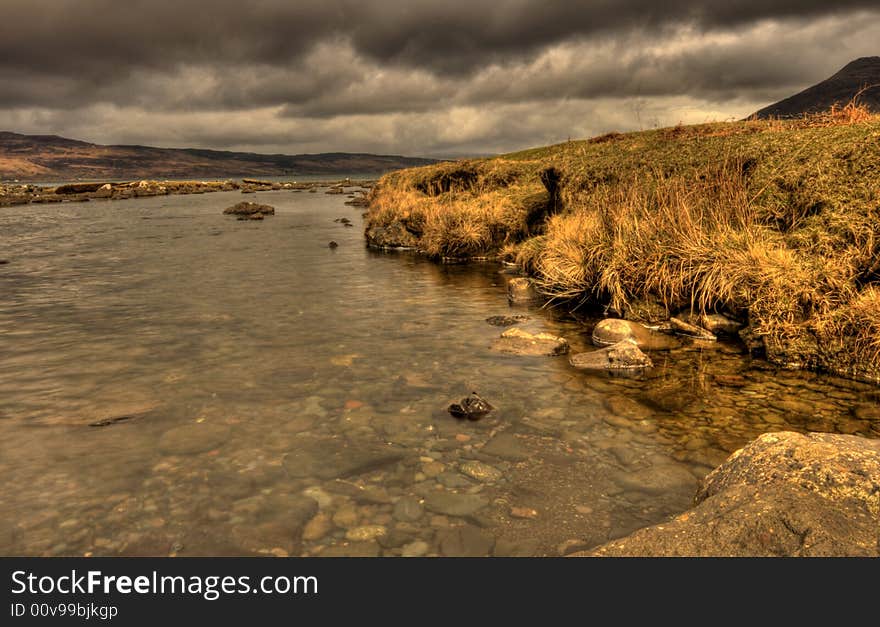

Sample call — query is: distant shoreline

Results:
[0,177,376,207]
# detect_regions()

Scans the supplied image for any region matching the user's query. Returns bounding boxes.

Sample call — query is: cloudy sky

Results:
[1,1,878,157]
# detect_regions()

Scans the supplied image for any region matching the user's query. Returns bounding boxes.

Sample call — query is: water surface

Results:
[1,189,878,556]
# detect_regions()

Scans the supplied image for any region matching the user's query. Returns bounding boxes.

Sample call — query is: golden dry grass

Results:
[366,107,880,381]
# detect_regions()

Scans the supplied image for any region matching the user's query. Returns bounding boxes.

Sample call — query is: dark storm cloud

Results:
[0,1,878,155]
[1,0,876,75]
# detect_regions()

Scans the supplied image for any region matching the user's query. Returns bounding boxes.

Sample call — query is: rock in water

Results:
[507,277,541,304]
[569,339,653,370]
[582,432,880,557]
[223,201,275,216]
[448,392,494,421]
[485,315,530,327]
[591,318,679,350]
[699,313,743,336]
[669,317,717,341]
[491,327,569,356]
[328,241,339,248]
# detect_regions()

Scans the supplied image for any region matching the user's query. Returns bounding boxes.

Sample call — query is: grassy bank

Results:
[365,107,880,383]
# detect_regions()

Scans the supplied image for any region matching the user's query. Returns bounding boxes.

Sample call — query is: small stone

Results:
[510,507,539,519]
[421,461,445,477]
[401,540,430,557]
[332,505,359,528]
[302,513,333,541]
[485,315,530,327]
[459,461,503,482]
[392,496,424,522]
[345,525,387,542]
[302,487,334,509]
[455,434,471,443]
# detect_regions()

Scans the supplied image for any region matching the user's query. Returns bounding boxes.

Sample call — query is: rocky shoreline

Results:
[0,178,375,207]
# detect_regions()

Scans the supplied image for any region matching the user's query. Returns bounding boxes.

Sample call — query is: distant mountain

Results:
[751,57,880,119]
[0,132,438,181]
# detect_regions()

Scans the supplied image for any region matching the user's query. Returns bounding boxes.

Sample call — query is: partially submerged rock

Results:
[670,316,717,341]
[581,432,880,556]
[485,315,530,327]
[699,313,743,336]
[570,339,653,370]
[491,326,569,356]
[591,318,679,350]
[365,221,418,249]
[223,201,275,216]
[507,277,542,304]
[448,392,494,421]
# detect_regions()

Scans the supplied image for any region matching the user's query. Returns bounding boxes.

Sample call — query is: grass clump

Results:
[366,106,880,382]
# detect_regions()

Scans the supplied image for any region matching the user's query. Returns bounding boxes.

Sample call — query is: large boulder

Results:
[223,201,275,216]
[581,432,880,556]
[591,318,679,350]
[491,327,569,356]
[569,339,653,370]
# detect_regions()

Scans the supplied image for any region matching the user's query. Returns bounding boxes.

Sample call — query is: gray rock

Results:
[481,433,529,461]
[423,492,489,517]
[491,327,569,356]
[569,339,653,370]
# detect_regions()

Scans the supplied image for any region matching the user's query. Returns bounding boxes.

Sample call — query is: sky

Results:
[1,1,878,157]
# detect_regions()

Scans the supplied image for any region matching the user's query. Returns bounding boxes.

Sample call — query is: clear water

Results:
[1,189,878,556]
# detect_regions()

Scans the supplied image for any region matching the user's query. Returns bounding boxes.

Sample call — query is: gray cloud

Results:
[0,1,878,156]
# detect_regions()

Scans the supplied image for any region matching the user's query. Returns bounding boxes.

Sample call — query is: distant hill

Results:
[0,132,438,181]
[751,57,880,119]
